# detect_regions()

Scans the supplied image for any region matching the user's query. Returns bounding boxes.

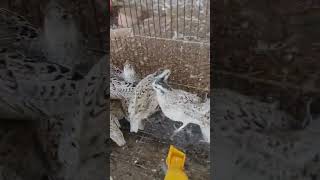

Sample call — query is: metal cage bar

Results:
[110,0,209,42]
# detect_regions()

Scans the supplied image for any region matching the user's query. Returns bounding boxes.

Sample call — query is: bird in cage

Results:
[0,0,94,75]
[0,45,107,180]
[128,68,170,133]
[0,2,107,180]
[122,60,141,84]
[42,0,80,61]
[152,71,210,143]
[110,61,140,122]
[111,60,140,85]
[0,8,40,55]
[41,0,90,73]
[110,66,137,100]
[110,61,140,105]
[111,63,123,78]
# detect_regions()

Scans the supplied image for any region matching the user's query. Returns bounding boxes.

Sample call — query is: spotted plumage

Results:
[110,71,136,100]
[110,61,140,116]
[213,88,320,180]
[213,88,307,141]
[109,62,141,146]
[152,71,210,142]
[1,2,94,75]
[110,64,123,79]
[0,5,107,179]
[0,48,84,118]
[128,68,170,133]
[0,52,106,179]
[110,60,140,101]
[35,56,107,180]
[0,8,40,56]
[122,60,140,85]
[110,61,140,84]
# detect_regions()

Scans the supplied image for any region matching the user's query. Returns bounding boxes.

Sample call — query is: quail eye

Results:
[62,14,68,19]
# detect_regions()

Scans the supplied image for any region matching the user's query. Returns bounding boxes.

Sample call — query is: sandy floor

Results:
[109,113,210,180]
[110,132,210,180]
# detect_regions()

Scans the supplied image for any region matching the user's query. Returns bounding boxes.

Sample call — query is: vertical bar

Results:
[118,4,124,27]
[205,0,209,17]
[196,0,201,39]
[122,0,129,28]
[157,0,162,36]
[206,0,209,42]
[183,0,186,37]
[107,0,110,55]
[144,36,150,67]
[151,0,156,36]
[190,0,194,33]
[145,0,152,36]
[170,0,173,38]
[163,0,167,37]
[91,0,103,49]
[134,0,141,35]
[128,0,135,35]
[176,0,179,39]
[139,0,146,35]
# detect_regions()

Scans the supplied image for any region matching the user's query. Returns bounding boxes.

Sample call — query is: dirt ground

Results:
[109,132,210,180]
[109,113,210,180]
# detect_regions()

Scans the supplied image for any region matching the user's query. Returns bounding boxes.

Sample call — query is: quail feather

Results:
[152,70,210,142]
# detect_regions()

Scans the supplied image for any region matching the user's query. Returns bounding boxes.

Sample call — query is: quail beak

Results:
[153,75,171,93]
[155,69,171,82]
[155,68,165,75]
[162,69,171,81]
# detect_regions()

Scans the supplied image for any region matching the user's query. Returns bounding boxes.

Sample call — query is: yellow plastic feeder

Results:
[164,145,188,180]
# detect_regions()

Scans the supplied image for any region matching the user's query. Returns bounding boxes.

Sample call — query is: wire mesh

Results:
[111,0,210,94]
[112,0,210,42]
